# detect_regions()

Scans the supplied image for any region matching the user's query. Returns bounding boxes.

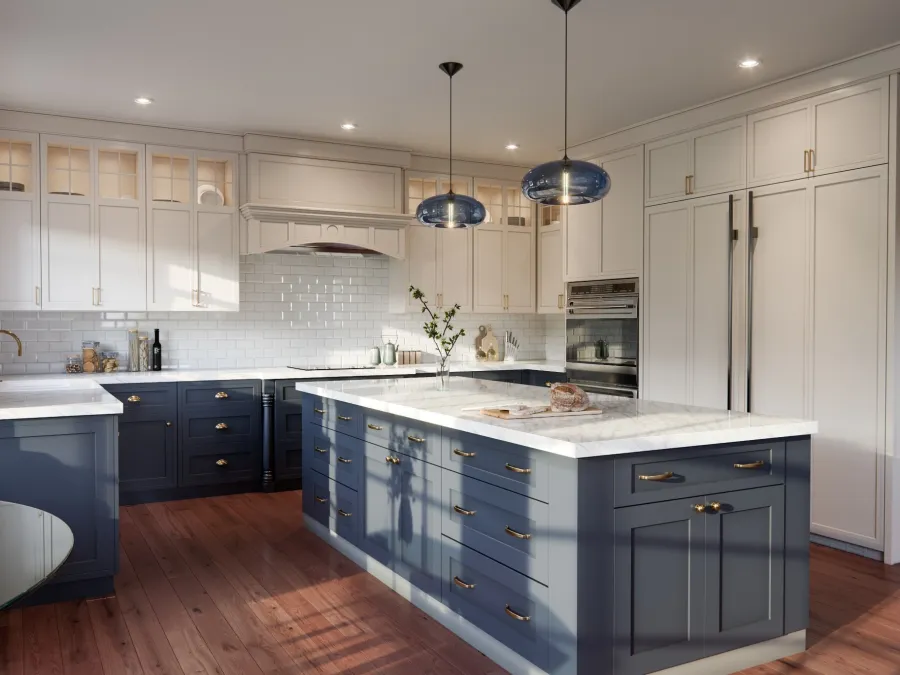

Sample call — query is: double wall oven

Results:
[565,278,639,398]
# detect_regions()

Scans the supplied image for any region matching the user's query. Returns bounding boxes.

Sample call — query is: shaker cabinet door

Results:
[645,135,691,206]
[537,226,563,313]
[197,210,239,311]
[438,228,472,312]
[148,207,195,311]
[747,101,812,188]
[473,227,505,312]
[704,486,785,656]
[614,498,707,675]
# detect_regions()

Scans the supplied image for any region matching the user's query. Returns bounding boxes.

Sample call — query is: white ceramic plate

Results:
[197,184,225,207]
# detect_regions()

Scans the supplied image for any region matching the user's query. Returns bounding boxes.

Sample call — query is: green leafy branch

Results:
[409,286,466,368]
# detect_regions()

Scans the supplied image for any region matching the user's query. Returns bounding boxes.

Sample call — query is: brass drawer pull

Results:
[338,509,352,517]
[407,435,426,443]
[707,501,722,513]
[215,459,228,467]
[453,505,476,517]
[638,471,673,482]
[453,448,476,458]
[453,576,475,590]
[215,422,228,430]
[314,496,328,504]
[337,456,352,464]
[692,504,706,513]
[505,463,532,475]
[166,422,172,427]
[385,455,401,465]
[314,446,328,453]
[504,605,531,622]
[127,395,141,403]
[337,415,353,422]
[734,460,765,470]
[367,423,384,431]
[214,391,229,399]
[545,382,553,387]
[505,525,532,540]
[313,408,326,415]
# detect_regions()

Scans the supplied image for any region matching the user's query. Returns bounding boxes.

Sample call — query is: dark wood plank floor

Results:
[1,491,899,675]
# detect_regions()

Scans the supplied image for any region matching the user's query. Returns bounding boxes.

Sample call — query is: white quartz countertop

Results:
[294,378,818,458]
[0,361,563,421]
[0,378,123,421]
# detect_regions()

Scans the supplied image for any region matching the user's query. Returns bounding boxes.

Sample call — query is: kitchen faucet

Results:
[0,330,22,356]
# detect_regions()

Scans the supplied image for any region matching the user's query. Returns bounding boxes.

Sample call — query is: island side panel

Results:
[784,436,811,635]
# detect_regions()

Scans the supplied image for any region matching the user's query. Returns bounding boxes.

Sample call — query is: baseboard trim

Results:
[120,482,262,506]
[13,575,115,608]
[811,533,884,561]
[303,515,548,675]
[648,630,807,675]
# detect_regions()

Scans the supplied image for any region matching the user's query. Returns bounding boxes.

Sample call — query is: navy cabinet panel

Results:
[119,419,177,492]
[359,441,442,595]
[471,370,524,384]
[181,447,259,486]
[525,371,568,388]
[614,498,706,675]
[442,430,551,503]
[441,537,551,671]
[362,410,440,464]
[103,383,177,422]
[305,470,331,529]
[303,425,362,490]
[274,380,304,481]
[181,382,257,407]
[331,482,360,546]
[0,416,118,584]
[441,469,550,585]
[613,441,786,507]
[184,413,254,441]
[705,486,785,656]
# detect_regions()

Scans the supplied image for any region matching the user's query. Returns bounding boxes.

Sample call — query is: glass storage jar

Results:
[65,355,83,374]
[81,341,100,373]
[138,336,150,372]
[101,351,119,373]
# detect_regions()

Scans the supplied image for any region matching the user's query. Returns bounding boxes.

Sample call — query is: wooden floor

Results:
[0,492,898,675]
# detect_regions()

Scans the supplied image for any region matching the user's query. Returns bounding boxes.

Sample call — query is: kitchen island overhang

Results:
[296,378,816,675]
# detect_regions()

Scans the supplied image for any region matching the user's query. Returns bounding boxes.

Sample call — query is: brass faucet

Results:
[0,330,22,356]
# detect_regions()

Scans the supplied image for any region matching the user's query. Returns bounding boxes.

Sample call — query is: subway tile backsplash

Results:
[0,254,562,375]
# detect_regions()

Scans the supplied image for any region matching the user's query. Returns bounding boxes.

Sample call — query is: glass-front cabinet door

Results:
[0,131,41,310]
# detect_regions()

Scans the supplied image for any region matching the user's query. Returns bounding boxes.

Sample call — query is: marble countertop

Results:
[0,361,564,421]
[294,378,818,458]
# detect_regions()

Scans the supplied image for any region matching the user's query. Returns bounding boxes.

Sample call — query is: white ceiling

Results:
[3,0,900,164]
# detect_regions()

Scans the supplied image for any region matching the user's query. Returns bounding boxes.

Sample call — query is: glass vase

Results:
[436,362,450,390]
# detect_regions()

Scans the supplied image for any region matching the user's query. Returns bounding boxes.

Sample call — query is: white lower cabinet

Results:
[642,193,745,408]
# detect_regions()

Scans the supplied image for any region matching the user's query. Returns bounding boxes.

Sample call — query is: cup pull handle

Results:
[215,422,228,430]
[505,525,532,540]
[505,463,532,475]
[314,496,328,504]
[453,449,475,458]
[453,505,476,517]
[337,456,352,464]
[338,509,352,517]
[314,446,327,453]
[407,435,425,443]
[734,460,765,469]
[453,576,475,590]
[385,456,400,465]
[313,408,326,415]
[215,391,229,399]
[127,395,141,403]
[505,605,531,622]
[367,423,384,431]
[638,471,674,482]
[215,459,228,467]
[337,415,352,421]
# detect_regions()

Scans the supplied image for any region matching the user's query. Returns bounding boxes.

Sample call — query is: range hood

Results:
[241,203,415,258]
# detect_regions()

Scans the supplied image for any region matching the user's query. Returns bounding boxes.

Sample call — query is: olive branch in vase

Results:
[409,286,465,374]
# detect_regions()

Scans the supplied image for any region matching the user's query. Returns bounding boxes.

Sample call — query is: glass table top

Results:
[0,501,73,609]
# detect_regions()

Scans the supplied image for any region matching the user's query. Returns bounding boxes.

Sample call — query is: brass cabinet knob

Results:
[545,382,553,387]
[215,391,229,399]
[385,456,401,465]
[215,459,228,467]
[708,502,722,513]
[215,422,228,430]
[127,395,141,403]
[692,504,706,513]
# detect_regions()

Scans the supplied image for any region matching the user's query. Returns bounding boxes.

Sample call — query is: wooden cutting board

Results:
[480,406,604,420]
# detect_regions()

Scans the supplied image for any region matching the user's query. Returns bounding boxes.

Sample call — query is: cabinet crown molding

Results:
[240,202,415,228]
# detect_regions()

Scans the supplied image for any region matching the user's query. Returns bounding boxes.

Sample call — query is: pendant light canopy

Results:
[416,62,486,228]
[522,0,611,206]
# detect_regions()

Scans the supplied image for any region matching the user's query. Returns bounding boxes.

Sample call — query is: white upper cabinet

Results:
[0,131,41,310]
[748,78,889,188]
[644,118,745,206]
[565,146,644,282]
[147,146,239,312]
[642,192,744,408]
[473,180,535,313]
[537,210,563,314]
[40,135,145,311]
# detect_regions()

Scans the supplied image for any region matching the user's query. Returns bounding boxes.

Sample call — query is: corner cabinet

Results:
[565,146,644,281]
[0,131,41,310]
[473,180,535,313]
[146,146,239,312]
[41,135,146,311]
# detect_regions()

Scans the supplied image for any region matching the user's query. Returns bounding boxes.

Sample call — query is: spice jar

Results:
[81,341,100,373]
[65,355,83,374]
[138,337,150,372]
[101,351,119,373]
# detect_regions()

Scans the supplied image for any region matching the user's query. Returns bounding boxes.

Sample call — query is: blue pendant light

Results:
[522,0,611,206]
[416,62,486,228]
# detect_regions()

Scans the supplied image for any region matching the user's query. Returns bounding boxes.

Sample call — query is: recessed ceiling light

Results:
[505,143,519,151]
[738,58,761,69]
[134,96,153,105]
[341,122,357,131]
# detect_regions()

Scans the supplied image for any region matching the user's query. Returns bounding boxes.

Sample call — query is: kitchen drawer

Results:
[472,370,524,384]
[179,381,259,408]
[305,470,331,529]
[442,430,551,503]
[442,470,550,585]
[613,441,786,507]
[103,383,176,422]
[441,537,550,671]
[363,410,440,464]
[303,425,362,490]
[304,396,360,437]
[181,447,259,487]
[331,481,359,546]
[183,412,255,442]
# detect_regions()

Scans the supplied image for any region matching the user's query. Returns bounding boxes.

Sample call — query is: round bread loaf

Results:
[549,382,590,413]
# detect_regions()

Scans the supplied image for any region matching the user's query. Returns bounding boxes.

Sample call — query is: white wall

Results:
[0,253,555,374]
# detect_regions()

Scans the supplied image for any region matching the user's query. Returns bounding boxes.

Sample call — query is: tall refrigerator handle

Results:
[746,191,758,413]
[727,194,735,411]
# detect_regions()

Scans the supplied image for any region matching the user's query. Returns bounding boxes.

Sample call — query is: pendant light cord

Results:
[449,71,453,191]
[563,6,568,160]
